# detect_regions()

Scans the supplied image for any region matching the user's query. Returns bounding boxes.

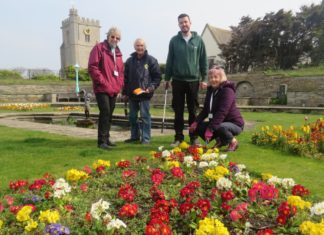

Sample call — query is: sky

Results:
[0,0,322,71]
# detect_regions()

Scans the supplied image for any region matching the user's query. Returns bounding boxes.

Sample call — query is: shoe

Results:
[107,140,117,147]
[190,138,200,146]
[226,140,239,152]
[170,140,181,147]
[98,143,112,150]
[212,138,223,149]
[124,138,140,143]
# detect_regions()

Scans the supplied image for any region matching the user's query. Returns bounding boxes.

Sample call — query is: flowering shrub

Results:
[56,106,83,111]
[252,117,324,159]
[0,146,323,234]
[0,103,49,111]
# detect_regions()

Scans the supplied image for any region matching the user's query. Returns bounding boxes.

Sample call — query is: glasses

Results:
[110,35,120,41]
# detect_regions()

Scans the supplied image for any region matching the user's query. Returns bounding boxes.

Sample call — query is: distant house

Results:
[201,24,232,68]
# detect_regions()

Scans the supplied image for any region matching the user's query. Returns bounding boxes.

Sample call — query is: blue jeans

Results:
[128,99,151,143]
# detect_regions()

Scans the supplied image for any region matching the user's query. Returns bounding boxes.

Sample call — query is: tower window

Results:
[85,34,90,42]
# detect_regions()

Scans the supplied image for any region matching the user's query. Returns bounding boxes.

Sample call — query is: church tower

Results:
[60,8,100,73]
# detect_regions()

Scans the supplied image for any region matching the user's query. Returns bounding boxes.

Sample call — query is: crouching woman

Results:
[189,67,244,151]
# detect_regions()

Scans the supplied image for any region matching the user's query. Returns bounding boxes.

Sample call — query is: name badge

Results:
[113,70,119,77]
[208,113,213,119]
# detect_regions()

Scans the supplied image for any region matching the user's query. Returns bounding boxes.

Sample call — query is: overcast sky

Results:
[0,0,321,71]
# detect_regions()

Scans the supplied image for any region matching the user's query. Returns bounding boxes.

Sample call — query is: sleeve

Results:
[208,88,235,130]
[88,44,105,85]
[149,57,162,90]
[164,39,174,81]
[199,38,208,82]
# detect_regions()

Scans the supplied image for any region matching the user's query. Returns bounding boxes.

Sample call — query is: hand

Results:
[200,82,208,89]
[189,121,198,133]
[204,128,213,142]
[165,81,170,90]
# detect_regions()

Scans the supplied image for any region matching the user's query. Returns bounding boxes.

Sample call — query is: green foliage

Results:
[31,74,61,81]
[159,63,166,75]
[0,69,23,79]
[64,65,90,81]
[264,64,324,77]
[270,96,287,105]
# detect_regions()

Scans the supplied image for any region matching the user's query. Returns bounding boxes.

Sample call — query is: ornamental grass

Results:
[251,117,324,160]
[0,144,323,234]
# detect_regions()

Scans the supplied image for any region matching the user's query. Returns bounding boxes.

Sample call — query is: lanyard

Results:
[209,90,218,113]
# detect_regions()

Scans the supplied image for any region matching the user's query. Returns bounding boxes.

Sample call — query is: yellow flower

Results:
[179,141,189,150]
[300,220,324,235]
[196,217,229,235]
[16,205,33,222]
[92,159,111,169]
[261,173,273,181]
[166,160,180,168]
[66,169,89,181]
[204,166,229,181]
[25,219,38,232]
[39,210,60,223]
[172,147,182,153]
[0,219,3,229]
[288,195,312,209]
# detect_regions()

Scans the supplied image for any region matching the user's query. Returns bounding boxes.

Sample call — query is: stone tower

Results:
[60,8,100,72]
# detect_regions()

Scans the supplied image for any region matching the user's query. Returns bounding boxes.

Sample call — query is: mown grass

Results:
[263,64,324,77]
[0,111,323,201]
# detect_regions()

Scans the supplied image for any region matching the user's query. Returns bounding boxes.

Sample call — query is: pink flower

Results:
[4,195,14,205]
[230,210,242,221]
[80,183,88,192]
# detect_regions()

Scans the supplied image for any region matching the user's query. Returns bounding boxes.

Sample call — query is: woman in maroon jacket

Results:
[88,27,124,150]
[189,67,244,151]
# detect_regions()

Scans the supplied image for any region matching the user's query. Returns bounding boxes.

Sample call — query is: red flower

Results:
[221,202,232,212]
[195,199,211,218]
[210,188,218,200]
[0,202,4,212]
[276,215,287,225]
[119,203,138,218]
[151,169,165,185]
[80,183,88,192]
[9,179,28,191]
[256,229,273,235]
[83,165,92,174]
[221,190,235,201]
[85,211,92,222]
[122,170,138,179]
[178,202,194,215]
[230,210,242,221]
[64,204,74,212]
[149,185,165,201]
[96,165,106,173]
[170,167,184,179]
[292,184,310,197]
[117,160,131,168]
[4,195,14,205]
[145,220,172,235]
[118,184,137,202]
[44,191,52,199]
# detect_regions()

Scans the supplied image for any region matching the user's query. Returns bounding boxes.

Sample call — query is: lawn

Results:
[0,111,323,201]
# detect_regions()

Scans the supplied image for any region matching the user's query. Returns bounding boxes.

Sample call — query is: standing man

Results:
[88,27,124,150]
[123,38,161,144]
[165,13,208,147]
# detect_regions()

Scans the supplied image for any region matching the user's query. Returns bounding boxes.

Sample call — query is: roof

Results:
[202,24,232,45]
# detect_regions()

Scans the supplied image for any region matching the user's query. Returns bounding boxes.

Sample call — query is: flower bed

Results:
[0,143,323,234]
[0,103,49,111]
[252,118,324,159]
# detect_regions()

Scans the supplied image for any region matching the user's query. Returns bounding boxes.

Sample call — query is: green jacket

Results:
[165,31,208,82]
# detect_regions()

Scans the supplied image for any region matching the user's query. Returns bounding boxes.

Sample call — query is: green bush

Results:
[31,74,61,81]
[64,65,90,81]
[0,70,23,79]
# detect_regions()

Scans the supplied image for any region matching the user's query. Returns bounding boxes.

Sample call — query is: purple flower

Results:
[45,224,70,235]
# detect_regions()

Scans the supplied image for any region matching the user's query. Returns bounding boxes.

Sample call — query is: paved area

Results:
[0,113,173,142]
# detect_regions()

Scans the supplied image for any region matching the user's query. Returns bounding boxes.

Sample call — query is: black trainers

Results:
[98,143,112,150]
[124,138,140,143]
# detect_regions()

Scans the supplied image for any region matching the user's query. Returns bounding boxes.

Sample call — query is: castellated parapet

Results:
[60,8,100,74]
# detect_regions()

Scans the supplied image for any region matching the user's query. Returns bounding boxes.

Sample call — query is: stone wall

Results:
[0,75,323,107]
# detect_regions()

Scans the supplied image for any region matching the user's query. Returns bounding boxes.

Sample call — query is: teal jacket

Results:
[165,31,208,82]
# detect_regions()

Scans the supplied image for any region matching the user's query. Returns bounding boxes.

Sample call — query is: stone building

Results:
[60,8,100,73]
[201,24,232,67]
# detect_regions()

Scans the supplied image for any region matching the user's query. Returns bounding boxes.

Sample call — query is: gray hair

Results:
[106,27,121,40]
[133,38,146,50]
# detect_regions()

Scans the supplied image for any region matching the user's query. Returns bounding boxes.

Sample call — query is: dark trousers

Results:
[95,93,116,146]
[196,122,243,145]
[171,80,199,141]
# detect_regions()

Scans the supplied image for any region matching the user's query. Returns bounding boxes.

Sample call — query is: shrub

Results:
[31,74,60,81]
[0,70,23,79]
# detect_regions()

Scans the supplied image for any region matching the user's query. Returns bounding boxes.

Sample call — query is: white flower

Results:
[281,178,296,189]
[106,218,127,230]
[198,161,209,168]
[219,154,227,160]
[52,178,71,198]
[268,176,282,185]
[216,177,232,190]
[235,172,251,184]
[184,156,193,162]
[237,164,246,171]
[158,146,164,151]
[310,201,324,216]
[90,199,111,220]
[208,161,218,167]
[184,156,197,167]
[201,153,218,161]
[162,150,171,158]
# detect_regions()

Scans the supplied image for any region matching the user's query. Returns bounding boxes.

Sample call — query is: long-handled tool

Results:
[161,89,168,133]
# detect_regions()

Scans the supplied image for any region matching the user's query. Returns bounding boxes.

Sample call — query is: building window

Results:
[85,34,90,42]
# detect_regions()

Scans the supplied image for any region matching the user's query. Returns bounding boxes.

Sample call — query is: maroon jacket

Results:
[196,81,244,130]
[88,40,124,96]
